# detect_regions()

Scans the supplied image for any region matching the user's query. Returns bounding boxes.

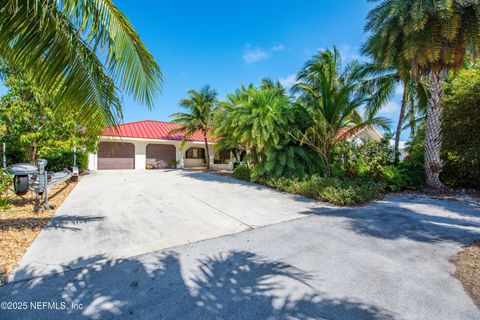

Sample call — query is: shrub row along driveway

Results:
[2,170,480,319]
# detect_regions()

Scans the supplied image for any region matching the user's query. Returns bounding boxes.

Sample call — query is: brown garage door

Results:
[146,144,176,168]
[97,142,135,170]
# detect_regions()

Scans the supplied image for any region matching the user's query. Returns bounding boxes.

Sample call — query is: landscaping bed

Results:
[0,178,79,284]
[452,243,480,308]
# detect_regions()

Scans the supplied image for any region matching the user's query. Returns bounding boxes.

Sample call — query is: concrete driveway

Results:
[2,171,480,319]
[10,170,327,281]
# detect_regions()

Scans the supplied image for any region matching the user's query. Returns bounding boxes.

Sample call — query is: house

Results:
[336,125,384,143]
[88,120,234,171]
[389,140,408,160]
[88,121,385,171]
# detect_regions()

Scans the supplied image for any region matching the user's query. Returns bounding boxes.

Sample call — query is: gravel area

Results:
[452,243,480,308]
[0,178,79,284]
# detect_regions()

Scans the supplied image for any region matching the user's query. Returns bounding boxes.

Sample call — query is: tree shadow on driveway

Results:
[1,251,395,320]
[301,196,480,245]
[0,215,104,232]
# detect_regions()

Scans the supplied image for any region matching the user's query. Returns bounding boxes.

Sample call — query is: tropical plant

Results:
[265,175,385,206]
[213,83,318,178]
[364,0,480,189]
[441,66,480,188]
[358,61,428,164]
[0,0,163,129]
[170,86,218,169]
[0,169,12,210]
[0,66,98,163]
[214,84,293,164]
[292,47,389,176]
[259,78,287,96]
[333,138,395,179]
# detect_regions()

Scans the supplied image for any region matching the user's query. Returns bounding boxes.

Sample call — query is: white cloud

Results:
[394,84,404,96]
[242,45,269,64]
[338,44,360,62]
[279,73,297,88]
[382,101,400,114]
[272,44,286,51]
[242,43,286,64]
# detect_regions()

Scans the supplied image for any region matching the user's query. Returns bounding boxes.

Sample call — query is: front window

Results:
[185,147,205,159]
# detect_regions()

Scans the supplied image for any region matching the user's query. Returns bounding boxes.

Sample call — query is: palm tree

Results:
[170,86,217,169]
[0,0,162,130]
[293,48,389,176]
[359,62,428,164]
[213,84,294,166]
[259,78,287,96]
[364,0,480,189]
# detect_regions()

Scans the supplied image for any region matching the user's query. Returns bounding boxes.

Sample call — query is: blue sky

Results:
[0,0,406,138]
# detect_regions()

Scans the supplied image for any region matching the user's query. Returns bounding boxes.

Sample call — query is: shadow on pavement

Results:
[1,251,394,319]
[0,215,104,232]
[301,196,480,244]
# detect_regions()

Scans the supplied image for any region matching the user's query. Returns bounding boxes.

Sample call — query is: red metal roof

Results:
[102,120,216,142]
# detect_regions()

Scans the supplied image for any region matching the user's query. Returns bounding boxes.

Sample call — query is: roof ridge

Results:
[105,119,177,128]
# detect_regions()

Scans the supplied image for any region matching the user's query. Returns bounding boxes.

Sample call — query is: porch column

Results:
[176,144,184,168]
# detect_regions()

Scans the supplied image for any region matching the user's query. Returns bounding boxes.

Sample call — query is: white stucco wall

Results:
[88,136,216,170]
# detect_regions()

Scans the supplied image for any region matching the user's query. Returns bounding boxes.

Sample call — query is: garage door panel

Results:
[98,142,135,170]
[146,144,176,169]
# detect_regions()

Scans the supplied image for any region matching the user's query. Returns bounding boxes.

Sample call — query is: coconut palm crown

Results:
[170,86,218,169]
[0,0,163,130]
[364,0,480,189]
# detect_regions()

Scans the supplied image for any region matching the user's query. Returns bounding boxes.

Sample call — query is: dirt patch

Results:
[0,178,80,284]
[452,243,480,308]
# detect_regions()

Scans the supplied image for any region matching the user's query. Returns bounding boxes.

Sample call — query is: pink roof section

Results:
[102,120,217,143]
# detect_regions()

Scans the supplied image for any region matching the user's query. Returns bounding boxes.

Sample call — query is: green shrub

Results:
[168,160,179,168]
[441,67,480,188]
[265,175,384,206]
[398,125,426,188]
[333,138,395,181]
[45,150,88,172]
[380,165,411,191]
[0,169,12,211]
[232,164,252,181]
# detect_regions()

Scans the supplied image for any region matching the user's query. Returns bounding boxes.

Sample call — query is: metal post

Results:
[2,143,6,169]
[43,170,49,209]
[37,159,49,210]
[73,145,77,167]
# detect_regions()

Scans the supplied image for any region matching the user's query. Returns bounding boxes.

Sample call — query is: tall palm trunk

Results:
[409,98,416,138]
[203,131,210,169]
[394,82,408,165]
[424,70,446,190]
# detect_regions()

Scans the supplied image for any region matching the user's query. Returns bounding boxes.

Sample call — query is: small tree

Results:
[293,48,389,176]
[170,86,217,169]
[0,67,98,163]
[442,67,480,188]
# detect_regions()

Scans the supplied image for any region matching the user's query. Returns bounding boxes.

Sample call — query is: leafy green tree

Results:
[441,67,480,188]
[0,0,163,129]
[292,48,389,176]
[214,83,318,177]
[170,86,218,169]
[0,67,98,163]
[364,0,480,189]
[214,84,292,164]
